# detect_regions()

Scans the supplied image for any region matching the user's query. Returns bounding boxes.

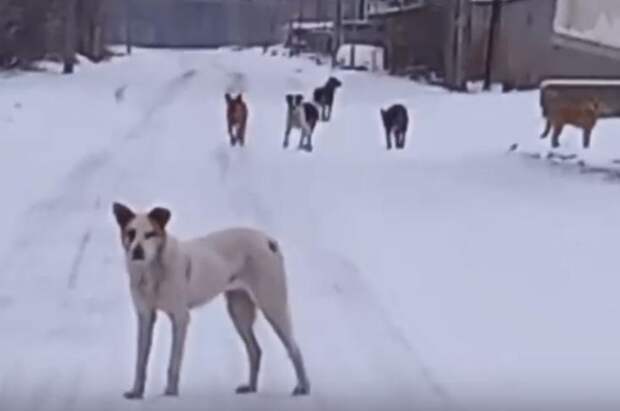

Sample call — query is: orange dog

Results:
[541,97,605,149]
[225,93,248,147]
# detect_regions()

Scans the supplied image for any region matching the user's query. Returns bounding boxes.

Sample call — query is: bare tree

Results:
[0,0,109,72]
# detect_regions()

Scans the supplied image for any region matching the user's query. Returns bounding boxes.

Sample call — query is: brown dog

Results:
[541,97,605,149]
[225,93,248,147]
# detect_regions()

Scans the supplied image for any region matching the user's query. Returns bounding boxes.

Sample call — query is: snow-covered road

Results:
[2,48,620,411]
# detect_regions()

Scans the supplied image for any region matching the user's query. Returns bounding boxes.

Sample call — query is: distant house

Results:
[287,0,360,21]
[369,0,620,90]
[106,0,287,48]
[282,18,383,57]
[368,0,450,80]
[470,0,620,89]
[283,21,335,55]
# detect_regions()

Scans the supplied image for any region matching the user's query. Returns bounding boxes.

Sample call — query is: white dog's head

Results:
[112,202,171,266]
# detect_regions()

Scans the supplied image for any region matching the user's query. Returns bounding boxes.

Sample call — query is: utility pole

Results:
[349,0,366,69]
[296,0,303,54]
[125,0,133,54]
[287,6,294,57]
[483,0,501,90]
[63,0,77,74]
[349,21,355,69]
[452,0,470,91]
[359,0,366,19]
[332,0,343,67]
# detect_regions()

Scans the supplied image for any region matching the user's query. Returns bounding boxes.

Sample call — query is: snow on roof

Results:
[287,21,334,31]
[541,79,620,87]
[367,2,424,17]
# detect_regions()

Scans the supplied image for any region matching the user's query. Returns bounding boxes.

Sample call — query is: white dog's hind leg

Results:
[262,306,310,396]
[245,239,310,395]
[226,289,262,394]
[124,310,157,400]
[164,311,190,396]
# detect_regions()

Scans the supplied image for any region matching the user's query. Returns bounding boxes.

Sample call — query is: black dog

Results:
[284,94,320,152]
[313,77,342,121]
[380,104,409,150]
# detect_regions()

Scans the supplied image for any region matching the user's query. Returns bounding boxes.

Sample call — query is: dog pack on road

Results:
[114,71,414,404]
[225,75,411,152]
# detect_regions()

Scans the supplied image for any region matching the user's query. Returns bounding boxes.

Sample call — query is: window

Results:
[554,0,620,49]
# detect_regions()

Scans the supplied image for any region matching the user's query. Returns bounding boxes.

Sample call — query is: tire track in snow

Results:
[331,252,464,411]
[0,66,200,411]
[0,68,198,289]
[215,151,459,410]
[301,244,461,411]
[210,151,343,410]
[61,68,197,288]
[214,148,274,227]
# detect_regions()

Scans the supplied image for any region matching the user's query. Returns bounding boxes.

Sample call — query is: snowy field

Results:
[1,47,620,411]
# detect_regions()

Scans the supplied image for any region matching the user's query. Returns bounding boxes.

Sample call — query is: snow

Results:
[288,21,334,31]
[2,47,620,411]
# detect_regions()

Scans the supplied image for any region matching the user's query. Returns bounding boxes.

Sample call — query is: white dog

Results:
[112,202,310,399]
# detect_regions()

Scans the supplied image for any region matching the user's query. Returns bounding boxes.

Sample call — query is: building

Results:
[368,0,451,81]
[105,0,370,49]
[470,0,620,89]
[369,0,620,90]
[106,0,290,48]
[551,0,620,60]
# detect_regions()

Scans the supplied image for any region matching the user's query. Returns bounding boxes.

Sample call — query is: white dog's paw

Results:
[163,387,179,397]
[235,384,257,394]
[292,384,310,396]
[123,390,144,400]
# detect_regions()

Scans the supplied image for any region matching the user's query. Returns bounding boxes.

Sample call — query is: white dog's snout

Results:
[131,243,145,260]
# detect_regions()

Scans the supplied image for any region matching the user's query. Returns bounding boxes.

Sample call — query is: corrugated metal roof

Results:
[367,0,425,17]
[470,0,524,3]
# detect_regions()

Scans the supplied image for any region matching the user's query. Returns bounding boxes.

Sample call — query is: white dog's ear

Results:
[148,207,171,230]
[113,202,135,229]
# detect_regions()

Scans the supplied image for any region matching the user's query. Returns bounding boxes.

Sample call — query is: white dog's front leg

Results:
[164,310,190,396]
[283,122,292,148]
[124,310,156,400]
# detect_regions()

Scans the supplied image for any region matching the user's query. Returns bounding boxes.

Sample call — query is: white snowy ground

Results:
[2,48,620,411]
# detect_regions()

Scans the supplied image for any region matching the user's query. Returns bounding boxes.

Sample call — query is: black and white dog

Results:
[284,94,319,152]
[313,77,342,121]
[380,104,409,150]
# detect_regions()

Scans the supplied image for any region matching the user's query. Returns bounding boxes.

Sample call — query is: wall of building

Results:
[468,0,620,89]
[372,0,450,77]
